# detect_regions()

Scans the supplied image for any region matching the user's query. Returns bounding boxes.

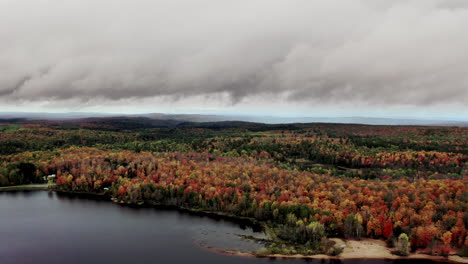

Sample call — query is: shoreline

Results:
[8,186,258,226]
[110,197,264,226]
[3,188,467,264]
[204,244,468,264]
[0,184,50,191]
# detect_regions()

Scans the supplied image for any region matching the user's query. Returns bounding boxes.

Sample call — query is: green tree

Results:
[396,233,410,256]
[6,162,38,185]
[344,213,363,239]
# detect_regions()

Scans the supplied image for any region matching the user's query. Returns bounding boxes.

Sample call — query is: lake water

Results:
[0,191,442,264]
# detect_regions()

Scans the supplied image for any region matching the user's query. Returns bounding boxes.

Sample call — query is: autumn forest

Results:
[1,118,467,257]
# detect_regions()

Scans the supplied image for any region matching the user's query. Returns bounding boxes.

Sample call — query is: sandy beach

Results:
[206,238,468,263]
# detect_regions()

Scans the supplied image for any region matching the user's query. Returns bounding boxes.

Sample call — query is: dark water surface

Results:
[0,191,441,264]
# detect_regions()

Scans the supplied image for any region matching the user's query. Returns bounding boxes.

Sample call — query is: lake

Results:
[0,191,441,264]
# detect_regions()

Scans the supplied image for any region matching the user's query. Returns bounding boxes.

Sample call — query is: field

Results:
[0,117,467,257]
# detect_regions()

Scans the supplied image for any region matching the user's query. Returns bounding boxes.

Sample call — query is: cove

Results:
[0,191,445,264]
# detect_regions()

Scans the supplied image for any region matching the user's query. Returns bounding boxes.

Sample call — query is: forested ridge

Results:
[1,119,467,256]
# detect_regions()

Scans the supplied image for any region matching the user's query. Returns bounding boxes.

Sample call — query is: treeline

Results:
[0,127,135,155]
[0,122,466,181]
[0,122,252,155]
[194,137,467,179]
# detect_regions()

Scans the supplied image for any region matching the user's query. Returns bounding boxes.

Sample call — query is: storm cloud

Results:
[1,0,468,109]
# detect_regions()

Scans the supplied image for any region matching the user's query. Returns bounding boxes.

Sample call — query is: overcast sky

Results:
[1,0,467,119]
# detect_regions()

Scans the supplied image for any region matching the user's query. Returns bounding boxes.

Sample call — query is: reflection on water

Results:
[0,191,445,264]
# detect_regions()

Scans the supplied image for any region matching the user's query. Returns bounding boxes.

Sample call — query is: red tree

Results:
[383,220,393,238]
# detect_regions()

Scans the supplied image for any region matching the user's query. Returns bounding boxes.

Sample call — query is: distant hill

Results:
[0,112,114,120]
[0,112,466,127]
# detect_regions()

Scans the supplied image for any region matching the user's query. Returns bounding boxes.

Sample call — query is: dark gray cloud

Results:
[0,0,467,108]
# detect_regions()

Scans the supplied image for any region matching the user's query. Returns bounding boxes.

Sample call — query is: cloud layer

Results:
[1,0,468,109]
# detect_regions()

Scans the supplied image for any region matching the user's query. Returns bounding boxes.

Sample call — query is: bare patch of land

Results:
[337,239,393,258]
